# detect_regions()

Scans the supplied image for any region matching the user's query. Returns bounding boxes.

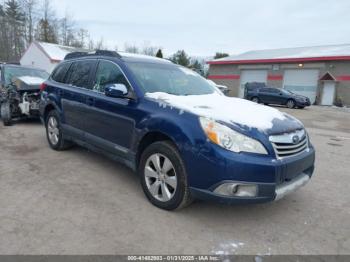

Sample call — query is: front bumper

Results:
[188,145,315,204]
[296,100,311,107]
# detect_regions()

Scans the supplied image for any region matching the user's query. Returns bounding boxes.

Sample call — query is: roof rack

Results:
[64,50,122,60]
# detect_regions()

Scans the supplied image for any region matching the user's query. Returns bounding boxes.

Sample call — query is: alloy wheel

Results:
[144,153,178,202]
[287,100,295,109]
[47,116,59,145]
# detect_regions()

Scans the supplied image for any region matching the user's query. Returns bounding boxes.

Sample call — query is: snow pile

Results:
[145,92,287,130]
[17,76,45,85]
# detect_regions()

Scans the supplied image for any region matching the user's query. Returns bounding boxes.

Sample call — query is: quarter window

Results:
[66,60,96,89]
[93,61,130,93]
[51,62,71,83]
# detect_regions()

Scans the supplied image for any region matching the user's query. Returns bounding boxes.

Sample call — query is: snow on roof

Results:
[119,52,171,63]
[209,44,350,64]
[36,42,88,62]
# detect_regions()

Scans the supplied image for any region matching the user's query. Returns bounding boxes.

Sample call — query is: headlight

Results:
[199,117,268,155]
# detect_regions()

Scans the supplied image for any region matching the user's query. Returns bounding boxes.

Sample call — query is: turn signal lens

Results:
[40,83,47,92]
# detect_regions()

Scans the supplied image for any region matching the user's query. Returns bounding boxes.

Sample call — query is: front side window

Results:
[260,88,270,93]
[126,62,216,96]
[66,60,96,89]
[93,60,130,93]
[270,88,280,94]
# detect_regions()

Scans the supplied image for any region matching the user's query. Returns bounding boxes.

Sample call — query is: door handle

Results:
[86,97,95,106]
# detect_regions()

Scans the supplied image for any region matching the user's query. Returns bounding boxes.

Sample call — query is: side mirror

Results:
[105,83,128,98]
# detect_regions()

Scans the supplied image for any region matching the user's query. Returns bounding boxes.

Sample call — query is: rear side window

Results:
[51,62,71,83]
[66,60,96,89]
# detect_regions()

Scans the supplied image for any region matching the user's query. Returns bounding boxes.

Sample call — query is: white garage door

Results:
[283,69,319,104]
[240,70,268,98]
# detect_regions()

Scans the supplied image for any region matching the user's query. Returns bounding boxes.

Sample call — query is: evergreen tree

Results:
[36,18,58,43]
[190,59,204,75]
[170,50,191,67]
[214,52,229,59]
[156,49,163,58]
[4,0,25,60]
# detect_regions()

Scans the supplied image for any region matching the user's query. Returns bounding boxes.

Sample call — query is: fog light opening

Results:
[214,183,257,197]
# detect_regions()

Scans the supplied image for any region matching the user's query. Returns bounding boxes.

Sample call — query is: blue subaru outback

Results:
[39,50,315,210]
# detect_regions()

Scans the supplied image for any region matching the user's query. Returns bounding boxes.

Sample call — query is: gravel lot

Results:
[0,106,349,255]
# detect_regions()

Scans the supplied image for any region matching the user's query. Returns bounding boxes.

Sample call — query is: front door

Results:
[321,81,336,105]
[83,60,136,156]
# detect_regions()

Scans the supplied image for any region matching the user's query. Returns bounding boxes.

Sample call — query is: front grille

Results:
[270,129,309,158]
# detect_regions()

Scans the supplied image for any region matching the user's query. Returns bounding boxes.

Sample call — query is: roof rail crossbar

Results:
[64,50,122,60]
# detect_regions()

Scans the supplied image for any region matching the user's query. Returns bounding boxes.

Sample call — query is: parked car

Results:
[207,79,229,96]
[0,64,49,125]
[40,51,315,210]
[244,82,311,109]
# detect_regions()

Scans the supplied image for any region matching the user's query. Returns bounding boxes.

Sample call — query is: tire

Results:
[45,110,72,151]
[251,97,259,103]
[286,99,296,109]
[1,101,12,126]
[139,141,192,210]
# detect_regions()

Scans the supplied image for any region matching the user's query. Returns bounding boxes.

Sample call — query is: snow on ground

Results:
[145,92,287,131]
[17,76,45,85]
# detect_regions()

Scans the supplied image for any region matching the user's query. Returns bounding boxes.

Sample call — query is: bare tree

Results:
[94,37,106,50]
[142,41,160,56]
[21,0,37,44]
[124,42,139,54]
[60,11,76,46]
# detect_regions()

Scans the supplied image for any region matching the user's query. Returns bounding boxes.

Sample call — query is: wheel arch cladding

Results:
[134,115,198,169]
[136,131,178,168]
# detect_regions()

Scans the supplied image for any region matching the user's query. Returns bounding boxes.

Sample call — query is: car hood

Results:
[292,93,308,100]
[145,92,304,134]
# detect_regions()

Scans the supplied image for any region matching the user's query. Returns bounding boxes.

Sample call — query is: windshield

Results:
[126,62,216,96]
[4,67,49,86]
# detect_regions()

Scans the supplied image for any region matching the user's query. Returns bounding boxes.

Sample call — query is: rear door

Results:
[83,60,136,156]
[61,59,97,135]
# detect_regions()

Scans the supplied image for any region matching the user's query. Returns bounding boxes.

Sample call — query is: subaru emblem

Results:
[292,135,300,144]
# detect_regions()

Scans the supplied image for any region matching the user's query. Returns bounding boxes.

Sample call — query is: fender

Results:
[40,91,63,121]
[134,113,197,153]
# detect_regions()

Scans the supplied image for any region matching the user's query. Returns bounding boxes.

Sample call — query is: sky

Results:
[51,0,350,57]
